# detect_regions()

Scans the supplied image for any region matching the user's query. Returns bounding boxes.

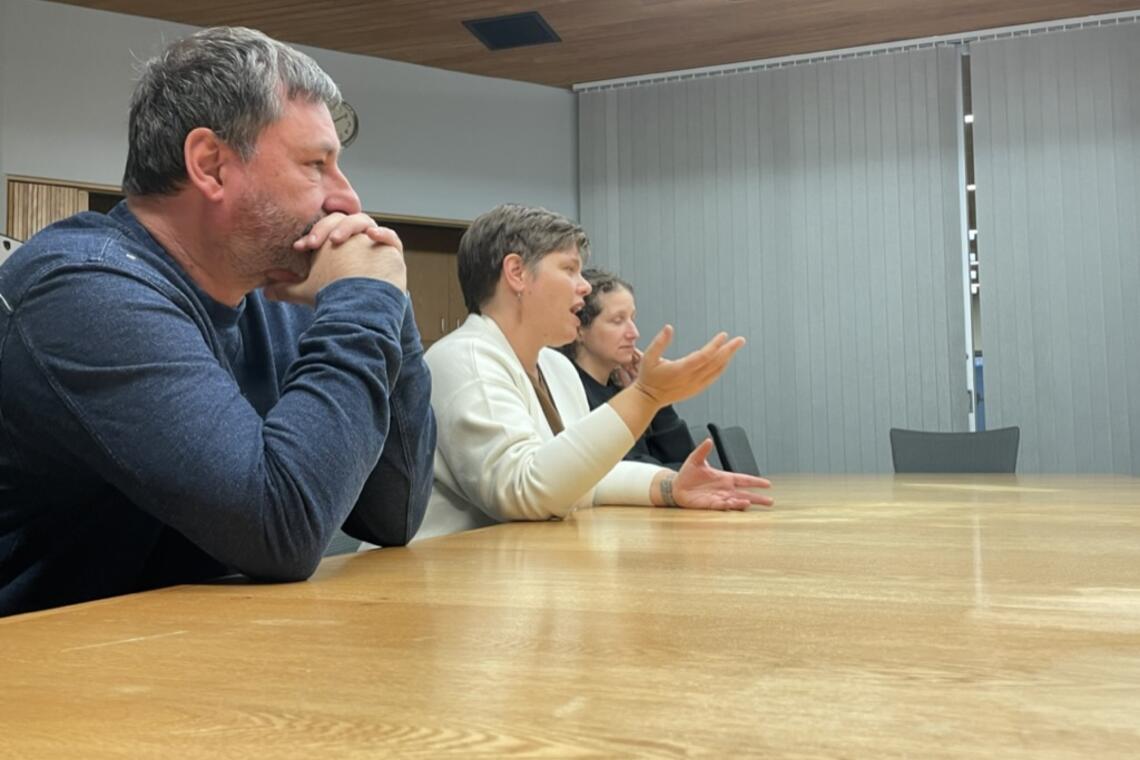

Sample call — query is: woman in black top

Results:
[562,269,696,469]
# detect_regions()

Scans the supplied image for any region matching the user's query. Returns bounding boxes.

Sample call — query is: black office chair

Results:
[323,529,361,556]
[707,423,761,476]
[889,426,1020,473]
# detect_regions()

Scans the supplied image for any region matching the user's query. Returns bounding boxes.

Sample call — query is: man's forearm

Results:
[342,304,435,546]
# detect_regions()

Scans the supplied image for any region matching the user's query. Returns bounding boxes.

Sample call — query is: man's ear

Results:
[183,127,232,202]
[501,252,527,295]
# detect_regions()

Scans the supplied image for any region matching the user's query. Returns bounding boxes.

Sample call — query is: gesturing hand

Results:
[632,325,746,408]
[671,438,773,510]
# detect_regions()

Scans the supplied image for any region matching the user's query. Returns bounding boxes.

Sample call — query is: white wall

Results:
[0,0,577,236]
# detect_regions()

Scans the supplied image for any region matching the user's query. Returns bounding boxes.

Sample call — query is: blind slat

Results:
[579,48,969,473]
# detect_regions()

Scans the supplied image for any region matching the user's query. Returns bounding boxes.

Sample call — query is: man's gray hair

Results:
[457,204,591,315]
[123,26,340,196]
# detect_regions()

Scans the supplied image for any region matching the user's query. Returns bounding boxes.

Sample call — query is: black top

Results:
[573,364,696,469]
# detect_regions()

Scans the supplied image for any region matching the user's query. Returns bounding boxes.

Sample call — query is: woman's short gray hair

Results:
[122,26,340,196]
[457,204,591,314]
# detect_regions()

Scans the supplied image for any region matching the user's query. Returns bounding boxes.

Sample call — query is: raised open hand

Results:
[633,326,746,407]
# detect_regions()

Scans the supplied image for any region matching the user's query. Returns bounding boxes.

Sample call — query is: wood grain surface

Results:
[53,1,1140,86]
[3,474,1138,758]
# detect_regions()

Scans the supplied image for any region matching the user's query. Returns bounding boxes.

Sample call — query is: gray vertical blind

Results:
[579,48,969,473]
[972,24,1140,474]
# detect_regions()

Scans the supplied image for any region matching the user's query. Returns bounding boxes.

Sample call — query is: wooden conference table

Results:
[3,475,1139,758]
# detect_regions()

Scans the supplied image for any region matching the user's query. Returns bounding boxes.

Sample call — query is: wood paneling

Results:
[6,180,89,241]
[54,1,1140,87]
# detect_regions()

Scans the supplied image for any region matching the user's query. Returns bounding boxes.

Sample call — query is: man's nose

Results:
[323,165,361,215]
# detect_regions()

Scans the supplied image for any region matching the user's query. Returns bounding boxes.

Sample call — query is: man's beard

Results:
[230,189,323,286]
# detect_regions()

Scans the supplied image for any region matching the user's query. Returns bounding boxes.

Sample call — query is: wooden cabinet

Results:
[6,177,125,241]
[381,220,467,349]
[7,178,89,240]
[405,250,456,344]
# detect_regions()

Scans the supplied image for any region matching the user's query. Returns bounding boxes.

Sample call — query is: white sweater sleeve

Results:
[428,326,659,522]
[595,461,662,506]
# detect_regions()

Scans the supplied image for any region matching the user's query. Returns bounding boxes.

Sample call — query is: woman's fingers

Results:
[682,437,715,468]
[635,328,747,407]
[677,340,746,393]
[640,324,675,368]
[743,491,775,506]
[733,474,771,489]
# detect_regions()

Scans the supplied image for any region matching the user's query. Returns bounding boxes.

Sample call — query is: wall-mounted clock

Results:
[331,100,359,147]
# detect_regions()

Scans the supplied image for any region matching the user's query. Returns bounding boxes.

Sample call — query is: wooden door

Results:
[447,262,468,332]
[405,250,454,346]
[383,220,465,349]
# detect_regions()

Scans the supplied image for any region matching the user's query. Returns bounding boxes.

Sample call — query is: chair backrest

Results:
[889,426,1020,473]
[324,529,361,556]
[707,423,761,476]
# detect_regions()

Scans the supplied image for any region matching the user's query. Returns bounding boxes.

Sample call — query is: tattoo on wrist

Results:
[660,476,678,507]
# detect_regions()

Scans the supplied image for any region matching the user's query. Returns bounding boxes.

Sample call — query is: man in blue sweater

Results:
[0,27,436,616]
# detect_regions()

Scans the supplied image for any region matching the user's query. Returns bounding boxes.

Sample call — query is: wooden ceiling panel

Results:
[55,0,1140,87]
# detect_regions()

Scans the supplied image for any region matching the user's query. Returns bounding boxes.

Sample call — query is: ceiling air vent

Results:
[463,11,561,51]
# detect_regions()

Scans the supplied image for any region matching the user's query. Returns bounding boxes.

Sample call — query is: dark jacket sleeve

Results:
[644,405,697,467]
[7,267,423,582]
[342,298,435,546]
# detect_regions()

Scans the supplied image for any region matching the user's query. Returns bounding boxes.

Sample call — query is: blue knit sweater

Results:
[0,203,435,615]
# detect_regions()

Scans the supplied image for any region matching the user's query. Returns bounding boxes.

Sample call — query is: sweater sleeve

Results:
[7,266,428,581]
[594,461,663,506]
[429,336,657,522]
[342,296,435,546]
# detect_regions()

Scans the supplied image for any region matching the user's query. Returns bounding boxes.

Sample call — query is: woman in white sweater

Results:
[417,204,771,539]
